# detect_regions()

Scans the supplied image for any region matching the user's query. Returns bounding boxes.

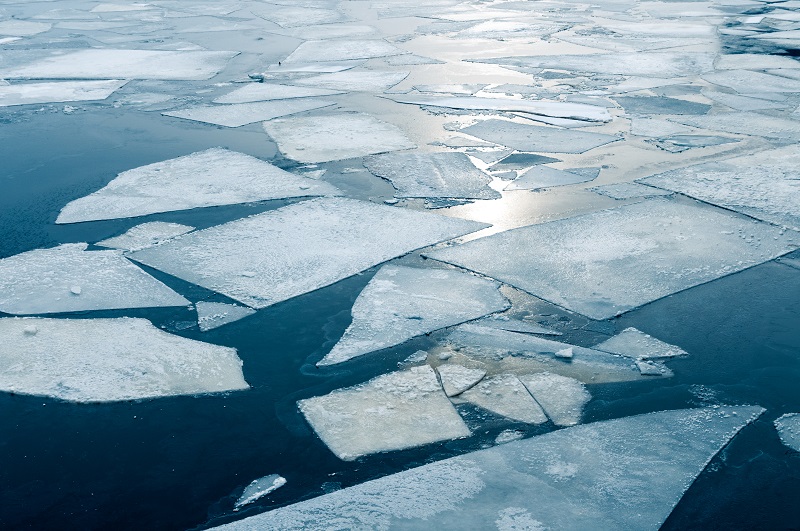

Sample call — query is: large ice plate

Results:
[461,119,619,154]
[0,80,128,107]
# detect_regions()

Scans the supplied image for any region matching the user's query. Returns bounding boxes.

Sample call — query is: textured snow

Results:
[0,80,127,107]
[292,71,409,92]
[318,265,508,365]
[163,99,335,128]
[774,413,800,452]
[196,302,256,332]
[129,198,487,309]
[478,53,715,77]
[589,182,672,200]
[363,151,499,200]
[595,327,689,360]
[426,198,796,320]
[436,364,486,397]
[96,222,194,252]
[215,406,763,530]
[0,244,188,315]
[519,373,590,427]
[459,374,548,424]
[505,166,601,191]
[285,39,406,63]
[213,84,345,104]
[0,317,248,403]
[57,148,341,223]
[234,475,287,511]
[298,366,471,460]
[263,113,415,163]
[461,120,620,154]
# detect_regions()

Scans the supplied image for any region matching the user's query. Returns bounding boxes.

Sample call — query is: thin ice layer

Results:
[298,366,471,460]
[57,148,341,223]
[459,374,548,424]
[426,198,796,320]
[505,166,601,191]
[285,39,406,63]
[519,373,590,426]
[0,80,128,107]
[363,152,499,200]
[774,413,800,452]
[213,84,345,104]
[234,475,287,511]
[129,198,487,309]
[461,120,619,154]
[0,244,188,315]
[196,302,256,332]
[436,364,486,397]
[215,406,762,530]
[594,327,688,360]
[702,70,800,94]
[96,222,194,252]
[0,317,248,402]
[163,99,335,128]
[263,113,415,163]
[292,71,409,92]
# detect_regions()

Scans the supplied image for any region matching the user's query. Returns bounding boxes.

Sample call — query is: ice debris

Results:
[196,302,256,332]
[96,222,194,252]
[519,373,590,426]
[459,374,548,424]
[436,364,486,397]
[213,84,345,104]
[594,327,688,360]
[163,99,336,128]
[461,120,619,154]
[234,474,287,511]
[0,80,128,107]
[774,413,800,452]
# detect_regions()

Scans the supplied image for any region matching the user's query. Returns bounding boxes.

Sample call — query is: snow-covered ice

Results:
[461,119,620,154]
[774,413,800,452]
[292,71,409,92]
[162,99,336,128]
[213,84,345,104]
[196,302,256,332]
[519,373,590,426]
[505,166,601,191]
[284,39,406,63]
[594,327,688,360]
[0,80,128,107]
[436,364,486,397]
[234,474,287,511]
[459,374,548,424]
[95,222,194,252]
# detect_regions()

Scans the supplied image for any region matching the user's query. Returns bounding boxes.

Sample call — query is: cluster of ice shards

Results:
[196,302,256,332]
[57,148,341,224]
[505,166,601,191]
[163,99,336,128]
[427,198,797,320]
[319,265,508,366]
[461,120,620,154]
[263,113,415,163]
[213,84,345,104]
[589,182,672,200]
[774,413,800,452]
[612,96,711,116]
[363,151,499,200]
[292,70,409,92]
[0,244,188,315]
[215,406,763,530]
[0,317,248,403]
[129,198,487,309]
[0,49,238,80]
[458,374,548,424]
[595,327,688,360]
[234,474,287,511]
[298,366,471,460]
[96,222,194,252]
[284,39,406,63]
[639,145,800,231]
[519,372,590,427]
[0,80,128,107]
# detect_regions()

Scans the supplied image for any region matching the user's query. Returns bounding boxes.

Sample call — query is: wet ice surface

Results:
[163,100,337,128]
[234,475,286,511]
[284,39,406,63]
[775,414,800,452]
[291,70,409,92]
[0,80,128,107]
[436,364,486,397]
[589,182,673,200]
[95,222,195,252]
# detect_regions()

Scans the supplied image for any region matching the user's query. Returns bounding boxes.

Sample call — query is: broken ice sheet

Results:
[413,84,487,95]
[702,91,790,112]
[639,145,800,230]
[263,113,415,163]
[363,151,499,200]
[0,20,51,36]
[489,152,560,170]
[0,317,248,403]
[252,6,349,28]
[702,70,800,94]
[476,53,715,77]
[265,60,365,74]
[318,265,508,366]
[646,135,738,154]
[57,148,341,224]
[0,80,128,107]
[458,374,548,424]
[162,98,336,128]
[629,117,695,138]
[284,39,406,63]
[612,96,711,116]
[472,315,562,336]
[436,364,486,397]
[519,373,590,427]
[589,182,672,200]
[671,112,800,142]
[298,366,470,461]
[774,413,800,452]
[213,84,345,104]
[129,197,487,309]
[196,302,256,332]
[504,166,601,191]
[461,120,620,154]
[234,474,287,511]
[291,71,409,92]
[0,244,188,315]
[215,406,763,530]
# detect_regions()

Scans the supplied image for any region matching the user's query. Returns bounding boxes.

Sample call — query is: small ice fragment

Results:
[69,286,81,296]
[436,364,486,397]
[234,475,287,511]
[196,302,256,332]
[490,153,560,170]
[494,429,524,444]
[519,373,591,426]
[96,222,194,252]
[473,315,562,336]
[163,99,336,128]
[774,413,800,452]
[636,360,669,376]
[555,347,573,359]
[398,350,428,369]
[594,327,688,360]
[459,374,548,424]
[23,325,38,336]
[461,120,619,154]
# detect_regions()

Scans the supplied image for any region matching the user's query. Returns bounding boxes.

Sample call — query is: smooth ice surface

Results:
[519,373,590,427]
[672,112,800,141]
[0,317,248,403]
[292,71,409,92]
[363,152,499,200]
[427,198,797,320]
[95,222,194,252]
[285,39,406,63]
[196,302,256,332]
[298,366,470,460]
[629,117,695,138]
[0,244,188,315]
[595,327,689,360]
[589,182,672,200]
[163,99,335,128]
[318,265,508,365]
[263,114,415,163]
[648,135,737,154]
[461,120,619,154]
[216,406,763,530]
[479,53,715,77]
[459,374,548,424]
[0,80,127,107]
[129,198,487,309]
[213,84,345,104]
[505,166,600,191]
[436,364,486,397]
[1,50,237,80]
[57,148,341,223]
[234,475,287,511]
[774,413,800,452]
[639,146,800,231]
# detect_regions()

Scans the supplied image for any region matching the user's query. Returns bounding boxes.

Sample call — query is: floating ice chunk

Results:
[0,80,128,107]
[459,374,548,424]
[0,317,248,402]
[639,145,800,230]
[519,373,590,427]
[318,265,508,366]
[636,360,670,376]
[0,244,188,315]
[647,135,738,153]
[234,474,287,511]
[437,364,486,397]
[57,148,341,223]
[476,53,715,77]
[0,20,51,36]
[505,166,601,191]
[363,152,499,200]
[589,182,672,200]
[414,84,486,95]
[213,84,345,104]
[292,71,409,92]
[489,152,560,170]
[702,90,789,112]
[472,315,562,336]
[613,96,711,116]
[298,366,471,460]
[702,70,800,94]
[285,39,406,63]
[595,328,687,361]
[461,120,619,154]
[774,413,800,452]
[1,49,237,81]
[96,222,194,252]
[671,112,800,141]
[494,430,524,445]
[263,113,415,163]
[265,60,365,74]
[426,198,796,320]
[163,99,335,128]
[196,302,256,332]
[555,347,573,359]
[398,350,429,369]
[778,256,800,271]
[129,198,487,309]
[212,406,763,530]
[252,6,349,28]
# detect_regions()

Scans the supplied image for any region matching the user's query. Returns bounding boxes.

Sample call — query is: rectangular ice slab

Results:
[57,148,341,223]
[163,99,336,128]
[427,199,797,320]
[213,84,345,104]
[129,198,488,309]
[298,366,470,460]
[215,406,762,530]
[461,119,620,154]
[0,317,248,403]
[0,80,127,107]
[0,244,188,315]
[96,222,195,252]
[1,49,238,80]
[285,39,406,63]
[671,112,800,142]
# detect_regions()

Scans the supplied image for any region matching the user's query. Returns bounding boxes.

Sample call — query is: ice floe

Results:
[196,302,256,332]
[436,364,486,397]
[234,474,287,511]
[461,119,620,154]
[318,265,508,366]
[163,99,336,127]
[284,39,406,63]
[646,135,737,154]
[265,60,365,74]
[472,315,562,336]
[414,84,486,95]
[774,413,800,452]
[519,373,590,427]
[0,80,128,107]
[595,328,688,361]
[298,366,471,460]
[489,152,560,170]
[292,71,409,92]
[702,90,790,112]
[589,182,672,200]
[702,70,800,94]
[0,317,248,402]
[96,222,194,252]
[504,166,601,191]
[458,374,548,424]
[57,148,341,223]
[213,84,345,104]
[477,53,715,77]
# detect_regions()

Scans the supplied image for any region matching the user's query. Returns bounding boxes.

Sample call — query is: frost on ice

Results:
[163,99,336,128]
[96,222,194,252]
[436,364,486,397]
[129,198,487,309]
[318,265,508,366]
[196,302,256,332]
[426,198,797,320]
[57,148,341,223]
[774,413,800,452]
[213,84,345,104]
[504,166,601,191]
[298,366,471,460]
[458,374,548,425]
[594,327,689,360]
[0,80,128,107]
[0,317,248,402]
[214,406,762,530]
[0,244,188,315]
[234,474,287,511]
[519,373,590,427]
[461,119,620,154]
